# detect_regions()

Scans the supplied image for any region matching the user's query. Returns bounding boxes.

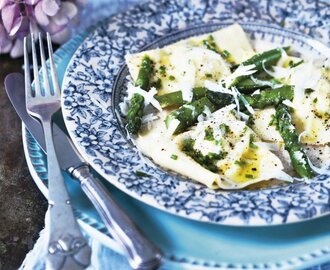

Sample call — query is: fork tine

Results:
[31,33,42,97]
[46,33,60,96]
[38,33,51,96]
[24,36,32,99]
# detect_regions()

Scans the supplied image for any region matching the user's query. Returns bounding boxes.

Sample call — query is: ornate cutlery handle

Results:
[70,164,163,270]
[42,120,91,270]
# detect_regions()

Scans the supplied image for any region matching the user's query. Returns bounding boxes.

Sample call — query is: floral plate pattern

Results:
[61,0,330,225]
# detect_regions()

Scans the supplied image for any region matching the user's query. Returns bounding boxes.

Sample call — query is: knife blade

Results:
[5,73,162,270]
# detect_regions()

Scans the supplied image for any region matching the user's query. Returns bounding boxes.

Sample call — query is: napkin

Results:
[19,212,131,270]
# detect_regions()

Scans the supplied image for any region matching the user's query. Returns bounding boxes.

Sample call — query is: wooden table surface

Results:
[0,55,47,270]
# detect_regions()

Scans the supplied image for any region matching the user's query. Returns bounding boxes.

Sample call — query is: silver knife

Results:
[5,73,162,270]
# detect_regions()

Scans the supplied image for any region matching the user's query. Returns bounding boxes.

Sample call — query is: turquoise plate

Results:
[23,0,330,268]
[22,18,330,270]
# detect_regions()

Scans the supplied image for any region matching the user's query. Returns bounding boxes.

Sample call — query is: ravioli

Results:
[125,24,254,98]
[123,23,330,189]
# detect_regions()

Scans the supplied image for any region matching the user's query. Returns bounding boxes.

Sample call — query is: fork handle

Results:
[71,164,163,270]
[42,120,91,270]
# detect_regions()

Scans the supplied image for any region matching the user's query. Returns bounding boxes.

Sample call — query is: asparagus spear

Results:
[126,93,145,134]
[236,76,281,93]
[162,84,293,133]
[155,87,207,108]
[273,104,314,178]
[126,55,154,134]
[135,55,154,89]
[165,97,216,135]
[231,47,289,86]
[206,91,234,108]
[241,47,290,71]
[243,85,294,109]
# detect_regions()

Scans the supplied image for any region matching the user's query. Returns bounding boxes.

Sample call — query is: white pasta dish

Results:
[120,23,330,190]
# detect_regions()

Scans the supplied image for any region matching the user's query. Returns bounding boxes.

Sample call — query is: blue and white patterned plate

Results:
[61,0,330,226]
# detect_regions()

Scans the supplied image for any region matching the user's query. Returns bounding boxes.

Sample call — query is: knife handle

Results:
[70,164,162,270]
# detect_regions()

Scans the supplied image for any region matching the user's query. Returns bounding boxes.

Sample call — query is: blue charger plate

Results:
[22,18,330,270]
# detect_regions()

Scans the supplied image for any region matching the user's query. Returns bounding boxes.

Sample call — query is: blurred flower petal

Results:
[50,26,70,43]
[0,0,85,57]
[35,1,49,26]
[9,15,24,36]
[0,0,10,10]
[10,38,24,58]
[42,0,60,16]
[75,0,87,8]
[52,2,77,25]
[2,3,21,34]
[0,24,12,53]
[13,17,30,39]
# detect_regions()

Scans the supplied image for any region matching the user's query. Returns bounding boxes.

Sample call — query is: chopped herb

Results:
[245,174,254,179]
[171,154,178,160]
[313,97,318,103]
[249,134,258,149]
[289,59,304,68]
[150,78,162,89]
[181,138,225,172]
[135,171,151,177]
[205,73,213,78]
[221,50,231,59]
[169,75,176,81]
[269,114,277,126]
[215,139,222,145]
[304,88,314,94]
[247,115,255,127]
[202,36,235,64]
[234,159,247,167]
[159,65,167,76]
[204,127,214,141]
[202,35,218,53]
[219,123,230,135]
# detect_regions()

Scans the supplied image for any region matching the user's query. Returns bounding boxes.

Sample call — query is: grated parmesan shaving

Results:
[282,99,296,109]
[234,87,255,115]
[277,47,289,67]
[127,83,162,111]
[307,158,330,175]
[166,119,180,137]
[204,80,232,94]
[224,64,257,88]
[250,76,282,88]
[238,111,249,121]
[119,97,130,115]
[142,113,159,124]
[197,105,212,122]
[251,89,261,96]
[262,60,291,80]
[298,131,308,142]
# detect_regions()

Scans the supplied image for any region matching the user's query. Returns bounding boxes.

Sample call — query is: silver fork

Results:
[24,33,91,270]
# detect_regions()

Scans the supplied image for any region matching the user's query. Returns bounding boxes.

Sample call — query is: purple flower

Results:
[0,0,86,58]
